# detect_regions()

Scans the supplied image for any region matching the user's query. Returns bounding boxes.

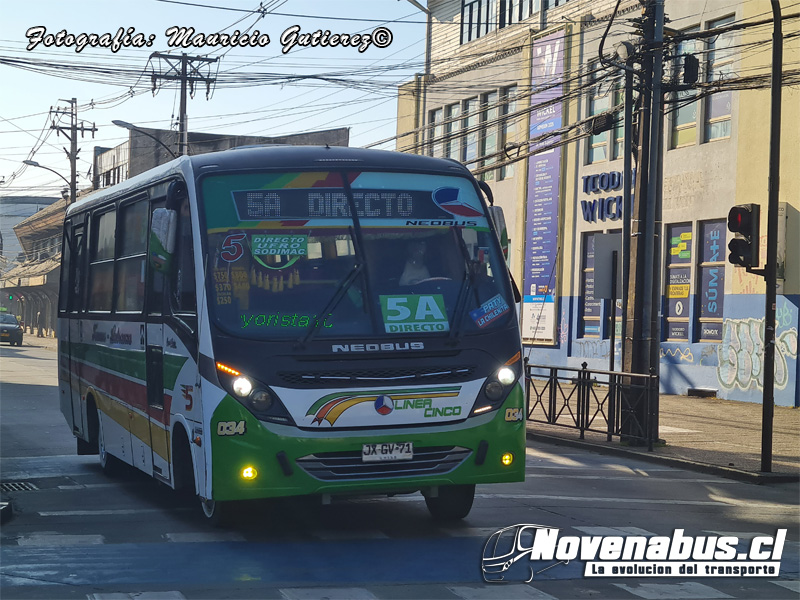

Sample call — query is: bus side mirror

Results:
[166,179,187,211]
[150,207,177,272]
[487,205,509,264]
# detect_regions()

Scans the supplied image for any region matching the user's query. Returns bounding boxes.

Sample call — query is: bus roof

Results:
[67,146,473,217]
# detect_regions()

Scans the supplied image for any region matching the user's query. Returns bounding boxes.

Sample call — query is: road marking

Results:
[88,593,186,600]
[38,509,183,516]
[314,529,389,541]
[706,494,799,511]
[17,533,104,546]
[439,526,501,538]
[574,526,657,537]
[280,588,377,599]
[613,582,733,599]
[659,426,700,434]
[772,580,800,593]
[449,584,557,599]
[165,532,245,543]
[360,494,729,506]
[523,473,739,483]
[57,483,118,490]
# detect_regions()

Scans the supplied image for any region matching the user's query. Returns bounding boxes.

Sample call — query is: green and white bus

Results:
[58,145,525,523]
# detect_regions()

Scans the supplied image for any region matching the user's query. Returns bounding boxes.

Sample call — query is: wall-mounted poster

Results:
[522,29,565,344]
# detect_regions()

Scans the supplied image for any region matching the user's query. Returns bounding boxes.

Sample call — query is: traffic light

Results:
[727,204,760,268]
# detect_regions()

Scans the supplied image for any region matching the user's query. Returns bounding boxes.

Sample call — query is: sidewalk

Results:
[526,393,800,483]
[23,335,799,482]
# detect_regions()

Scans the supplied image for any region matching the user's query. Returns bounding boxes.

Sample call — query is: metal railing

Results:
[525,360,658,450]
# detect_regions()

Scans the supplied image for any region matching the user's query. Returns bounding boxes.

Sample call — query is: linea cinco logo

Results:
[481,524,787,583]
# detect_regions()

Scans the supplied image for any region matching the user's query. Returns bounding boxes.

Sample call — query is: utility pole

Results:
[50,98,97,204]
[148,53,218,155]
[622,0,665,440]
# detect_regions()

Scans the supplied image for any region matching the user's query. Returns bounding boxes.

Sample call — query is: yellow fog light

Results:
[241,466,258,480]
[501,452,514,466]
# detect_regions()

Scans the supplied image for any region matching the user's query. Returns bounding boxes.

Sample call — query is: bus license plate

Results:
[362,442,413,462]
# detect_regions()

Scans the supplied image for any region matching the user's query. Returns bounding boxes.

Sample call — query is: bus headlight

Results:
[496,366,516,386]
[232,377,253,398]
[248,389,273,412]
[484,381,505,401]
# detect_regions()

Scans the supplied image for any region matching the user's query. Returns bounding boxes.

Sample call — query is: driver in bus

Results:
[399,240,431,286]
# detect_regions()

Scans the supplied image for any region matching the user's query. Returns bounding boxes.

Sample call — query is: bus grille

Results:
[295,446,472,481]
[279,366,475,387]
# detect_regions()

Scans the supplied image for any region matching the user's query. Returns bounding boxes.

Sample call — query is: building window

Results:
[705,16,735,142]
[445,103,462,162]
[543,0,571,9]
[429,108,444,158]
[500,0,533,27]
[461,0,497,44]
[464,97,480,167]
[695,219,726,341]
[580,232,602,337]
[588,63,611,163]
[670,27,701,148]
[480,91,499,180]
[500,85,518,179]
[664,223,692,341]
[611,78,625,160]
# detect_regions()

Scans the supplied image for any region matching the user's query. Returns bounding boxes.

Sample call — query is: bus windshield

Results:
[200,170,513,341]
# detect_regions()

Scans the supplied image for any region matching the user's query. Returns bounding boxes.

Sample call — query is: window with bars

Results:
[461,0,497,44]
[705,16,735,142]
[587,63,611,164]
[429,108,445,158]
[464,97,480,166]
[670,27,701,148]
[500,85,518,179]
[445,103,462,162]
[479,91,499,180]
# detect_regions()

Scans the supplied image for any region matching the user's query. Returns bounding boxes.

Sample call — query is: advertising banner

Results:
[522,30,565,344]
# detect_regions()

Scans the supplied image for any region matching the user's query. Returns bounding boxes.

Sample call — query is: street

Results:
[1,345,798,600]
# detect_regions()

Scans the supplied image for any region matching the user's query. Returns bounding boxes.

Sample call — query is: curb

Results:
[0,501,12,524]
[526,431,800,485]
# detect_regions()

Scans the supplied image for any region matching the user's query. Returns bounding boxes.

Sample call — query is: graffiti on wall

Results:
[660,347,694,362]
[717,317,798,391]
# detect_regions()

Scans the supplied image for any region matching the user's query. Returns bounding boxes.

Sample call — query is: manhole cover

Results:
[0,482,39,492]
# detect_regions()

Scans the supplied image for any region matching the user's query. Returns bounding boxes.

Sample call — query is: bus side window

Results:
[70,225,85,314]
[147,200,166,316]
[172,197,197,319]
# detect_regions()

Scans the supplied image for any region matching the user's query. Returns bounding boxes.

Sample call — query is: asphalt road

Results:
[1,344,798,600]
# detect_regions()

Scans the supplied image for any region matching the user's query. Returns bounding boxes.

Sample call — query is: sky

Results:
[0,0,428,200]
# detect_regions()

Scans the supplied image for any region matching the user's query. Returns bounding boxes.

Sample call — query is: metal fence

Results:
[525,361,659,450]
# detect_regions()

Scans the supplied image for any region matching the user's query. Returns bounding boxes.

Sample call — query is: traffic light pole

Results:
[761,0,783,473]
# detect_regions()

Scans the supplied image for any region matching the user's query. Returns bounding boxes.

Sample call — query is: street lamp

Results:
[22,160,73,205]
[112,120,178,159]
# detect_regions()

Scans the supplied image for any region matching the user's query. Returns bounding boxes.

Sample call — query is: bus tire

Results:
[199,497,232,527]
[424,484,475,521]
[97,408,123,476]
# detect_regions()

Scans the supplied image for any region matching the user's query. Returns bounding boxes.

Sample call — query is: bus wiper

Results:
[448,226,479,342]
[299,172,375,347]
[299,258,364,346]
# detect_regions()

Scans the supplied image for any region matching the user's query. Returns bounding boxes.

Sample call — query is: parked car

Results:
[0,314,23,346]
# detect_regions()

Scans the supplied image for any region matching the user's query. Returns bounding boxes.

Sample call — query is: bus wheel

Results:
[424,484,475,521]
[199,497,231,527]
[97,409,123,476]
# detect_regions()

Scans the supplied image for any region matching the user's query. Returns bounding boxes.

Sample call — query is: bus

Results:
[58,145,525,524]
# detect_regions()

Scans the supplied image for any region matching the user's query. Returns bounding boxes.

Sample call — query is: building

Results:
[1,126,351,338]
[396,0,799,406]
[95,126,350,186]
[0,195,59,273]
